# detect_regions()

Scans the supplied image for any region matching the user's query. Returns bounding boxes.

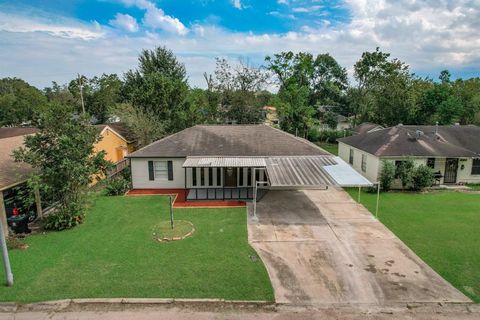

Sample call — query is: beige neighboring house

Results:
[0,128,39,235]
[337,124,480,185]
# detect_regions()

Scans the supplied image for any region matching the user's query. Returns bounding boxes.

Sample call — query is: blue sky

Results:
[0,0,479,88]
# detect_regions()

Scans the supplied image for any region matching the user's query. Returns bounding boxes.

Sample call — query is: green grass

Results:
[316,142,338,155]
[467,184,480,191]
[346,189,480,302]
[0,196,273,303]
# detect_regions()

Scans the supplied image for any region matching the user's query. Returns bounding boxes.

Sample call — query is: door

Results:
[444,158,458,184]
[224,167,237,187]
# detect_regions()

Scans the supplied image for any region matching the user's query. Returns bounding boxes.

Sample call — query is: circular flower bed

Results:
[152,220,195,242]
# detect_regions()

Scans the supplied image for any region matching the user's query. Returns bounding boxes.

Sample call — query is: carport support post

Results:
[357,186,361,202]
[375,181,380,219]
[252,168,259,222]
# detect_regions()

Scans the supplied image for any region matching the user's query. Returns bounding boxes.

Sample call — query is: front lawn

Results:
[0,196,273,303]
[346,189,480,302]
[316,142,338,155]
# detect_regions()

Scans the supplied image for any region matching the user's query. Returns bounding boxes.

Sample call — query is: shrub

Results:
[395,159,415,189]
[104,176,130,196]
[316,129,352,143]
[44,202,85,231]
[308,126,321,142]
[412,165,434,191]
[379,161,395,192]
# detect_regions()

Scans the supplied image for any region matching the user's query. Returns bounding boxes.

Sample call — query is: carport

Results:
[252,156,377,219]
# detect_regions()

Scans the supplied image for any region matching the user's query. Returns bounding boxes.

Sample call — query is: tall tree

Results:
[0,78,47,126]
[122,46,189,133]
[207,58,269,124]
[14,103,110,230]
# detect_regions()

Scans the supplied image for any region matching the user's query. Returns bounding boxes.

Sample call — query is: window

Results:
[349,149,354,165]
[217,168,222,185]
[200,168,205,186]
[427,158,435,169]
[361,154,367,172]
[208,168,213,186]
[239,168,244,186]
[154,161,168,180]
[472,159,480,175]
[192,168,197,186]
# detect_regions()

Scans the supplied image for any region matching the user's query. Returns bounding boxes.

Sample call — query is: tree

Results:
[0,78,48,126]
[112,103,164,148]
[14,103,110,230]
[395,159,415,190]
[207,57,269,124]
[351,48,416,126]
[68,74,123,123]
[122,46,189,133]
[379,161,396,192]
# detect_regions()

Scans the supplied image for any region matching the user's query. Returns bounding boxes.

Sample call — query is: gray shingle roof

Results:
[338,125,480,157]
[128,125,330,158]
[352,122,384,135]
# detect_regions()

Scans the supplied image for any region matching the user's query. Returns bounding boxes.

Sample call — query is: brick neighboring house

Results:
[338,124,480,185]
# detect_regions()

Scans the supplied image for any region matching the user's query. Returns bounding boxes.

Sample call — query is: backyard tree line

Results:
[2,46,480,144]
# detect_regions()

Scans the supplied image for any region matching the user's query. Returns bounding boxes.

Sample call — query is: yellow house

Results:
[94,124,135,163]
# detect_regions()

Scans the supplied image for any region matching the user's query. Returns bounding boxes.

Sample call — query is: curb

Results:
[3,298,274,312]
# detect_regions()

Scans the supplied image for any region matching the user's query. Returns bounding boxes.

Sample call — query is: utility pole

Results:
[77,74,85,115]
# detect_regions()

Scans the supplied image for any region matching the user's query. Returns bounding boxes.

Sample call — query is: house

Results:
[319,113,351,131]
[351,122,384,135]
[337,124,480,185]
[94,123,135,164]
[127,124,371,202]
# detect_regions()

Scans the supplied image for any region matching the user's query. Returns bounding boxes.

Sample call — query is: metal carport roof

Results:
[265,156,339,188]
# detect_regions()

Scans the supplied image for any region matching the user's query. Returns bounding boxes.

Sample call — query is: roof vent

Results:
[454,122,460,126]
[415,130,424,139]
[398,123,403,127]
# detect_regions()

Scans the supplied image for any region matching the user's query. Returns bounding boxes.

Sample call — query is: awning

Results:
[183,157,266,168]
[323,157,373,187]
[265,156,338,188]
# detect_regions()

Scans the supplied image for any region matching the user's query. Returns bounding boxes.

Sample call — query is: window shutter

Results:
[148,161,154,181]
[167,161,174,181]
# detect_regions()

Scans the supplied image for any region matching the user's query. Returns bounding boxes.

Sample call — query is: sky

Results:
[0,0,479,89]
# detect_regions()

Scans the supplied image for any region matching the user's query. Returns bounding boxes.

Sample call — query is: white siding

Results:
[456,158,480,184]
[131,158,186,189]
[338,142,380,182]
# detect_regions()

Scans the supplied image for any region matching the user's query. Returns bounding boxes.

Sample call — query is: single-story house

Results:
[263,106,279,126]
[94,123,136,164]
[351,122,384,135]
[337,124,480,185]
[127,124,371,201]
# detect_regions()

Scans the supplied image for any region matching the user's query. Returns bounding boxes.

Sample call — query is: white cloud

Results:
[109,13,138,32]
[232,0,243,10]
[1,0,480,89]
[120,0,188,35]
[277,0,289,4]
[0,12,104,40]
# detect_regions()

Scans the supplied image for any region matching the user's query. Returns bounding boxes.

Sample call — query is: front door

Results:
[224,167,237,187]
[444,158,458,184]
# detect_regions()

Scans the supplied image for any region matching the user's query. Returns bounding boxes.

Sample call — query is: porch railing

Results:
[107,158,130,178]
[187,187,254,201]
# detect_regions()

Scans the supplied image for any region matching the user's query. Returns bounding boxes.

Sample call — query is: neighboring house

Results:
[319,113,351,131]
[0,129,39,235]
[94,124,135,164]
[127,124,371,201]
[337,124,480,185]
[263,106,279,126]
[351,122,384,135]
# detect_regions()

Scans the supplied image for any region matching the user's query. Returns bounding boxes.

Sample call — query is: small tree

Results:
[412,165,434,191]
[395,158,415,190]
[379,161,395,192]
[14,104,110,230]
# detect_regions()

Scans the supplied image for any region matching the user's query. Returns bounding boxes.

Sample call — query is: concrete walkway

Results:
[247,188,471,306]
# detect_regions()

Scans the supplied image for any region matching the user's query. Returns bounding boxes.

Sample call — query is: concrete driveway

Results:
[247,188,470,306]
